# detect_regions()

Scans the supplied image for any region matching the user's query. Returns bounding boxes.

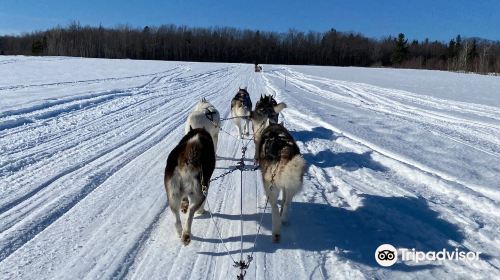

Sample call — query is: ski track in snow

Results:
[0,57,499,280]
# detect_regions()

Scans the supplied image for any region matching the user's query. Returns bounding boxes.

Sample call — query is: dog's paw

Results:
[181,233,191,246]
[272,234,281,243]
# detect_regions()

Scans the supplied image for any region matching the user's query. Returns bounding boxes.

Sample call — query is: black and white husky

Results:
[164,128,216,245]
[185,97,220,152]
[251,94,286,163]
[230,87,252,138]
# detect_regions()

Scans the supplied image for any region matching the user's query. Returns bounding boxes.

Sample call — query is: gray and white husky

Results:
[250,97,304,243]
[251,94,286,163]
[230,87,252,138]
[164,128,216,245]
[185,97,220,152]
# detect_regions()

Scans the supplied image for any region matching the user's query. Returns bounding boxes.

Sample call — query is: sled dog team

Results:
[164,87,305,245]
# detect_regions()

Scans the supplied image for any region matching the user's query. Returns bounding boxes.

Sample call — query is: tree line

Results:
[1,23,499,73]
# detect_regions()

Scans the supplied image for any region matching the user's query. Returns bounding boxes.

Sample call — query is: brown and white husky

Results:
[251,98,304,243]
[230,87,252,138]
[164,127,216,245]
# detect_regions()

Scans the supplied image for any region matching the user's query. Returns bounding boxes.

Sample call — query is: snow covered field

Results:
[0,56,499,279]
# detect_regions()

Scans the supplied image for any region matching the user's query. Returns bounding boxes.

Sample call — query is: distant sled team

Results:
[164,85,305,245]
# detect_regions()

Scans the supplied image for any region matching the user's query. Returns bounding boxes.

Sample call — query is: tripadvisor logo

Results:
[375,244,398,267]
[375,244,482,267]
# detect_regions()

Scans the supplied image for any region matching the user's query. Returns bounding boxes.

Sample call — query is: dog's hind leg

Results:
[168,194,183,238]
[182,191,204,245]
[181,210,193,246]
[244,118,250,136]
[280,189,291,225]
[265,182,281,243]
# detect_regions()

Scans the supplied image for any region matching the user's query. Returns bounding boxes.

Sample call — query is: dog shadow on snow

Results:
[291,127,338,143]
[292,126,386,172]
[196,195,467,272]
[304,150,387,171]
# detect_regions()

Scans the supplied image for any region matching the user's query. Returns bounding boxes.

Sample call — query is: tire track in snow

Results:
[0,107,184,261]
[0,67,187,92]
[0,66,189,135]
[281,69,500,124]
[284,108,500,216]
[0,82,189,176]
[0,65,232,209]
[0,65,239,263]
[110,205,168,279]
[267,69,500,198]
[0,66,231,208]
[274,70,500,155]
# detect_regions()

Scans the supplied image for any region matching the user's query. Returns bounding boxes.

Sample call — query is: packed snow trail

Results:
[0,57,499,279]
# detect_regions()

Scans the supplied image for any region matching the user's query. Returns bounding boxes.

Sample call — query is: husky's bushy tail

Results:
[279,154,305,196]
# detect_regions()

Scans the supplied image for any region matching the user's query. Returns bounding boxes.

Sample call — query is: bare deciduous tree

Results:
[1,24,499,73]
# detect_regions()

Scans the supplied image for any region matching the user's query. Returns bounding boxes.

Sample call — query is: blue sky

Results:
[0,0,498,41]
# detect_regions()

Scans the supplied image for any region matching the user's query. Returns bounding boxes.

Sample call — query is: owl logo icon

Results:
[375,244,398,266]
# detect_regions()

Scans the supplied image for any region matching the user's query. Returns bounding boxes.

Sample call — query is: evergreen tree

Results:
[31,39,44,55]
[467,39,479,71]
[468,39,478,61]
[391,33,408,64]
[447,39,456,58]
[456,35,462,49]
